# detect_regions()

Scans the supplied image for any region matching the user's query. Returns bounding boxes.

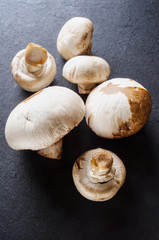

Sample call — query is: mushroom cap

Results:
[72,148,126,201]
[85,78,152,138]
[5,86,85,150]
[57,17,93,60]
[11,48,56,92]
[63,56,110,84]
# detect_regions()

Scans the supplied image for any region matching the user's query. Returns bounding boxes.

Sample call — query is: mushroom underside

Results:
[72,148,126,201]
[11,48,56,92]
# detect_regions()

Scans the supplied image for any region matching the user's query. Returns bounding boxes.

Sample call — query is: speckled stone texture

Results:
[0,0,159,240]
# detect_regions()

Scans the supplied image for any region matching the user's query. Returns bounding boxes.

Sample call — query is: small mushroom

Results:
[72,148,126,201]
[5,86,85,159]
[63,56,110,94]
[85,78,152,138]
[57,17,93,60]
[11,43,57,92]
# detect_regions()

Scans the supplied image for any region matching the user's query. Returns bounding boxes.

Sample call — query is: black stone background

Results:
[0,0,159,239]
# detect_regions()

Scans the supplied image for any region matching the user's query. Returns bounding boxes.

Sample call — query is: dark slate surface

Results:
[0,0,159,239]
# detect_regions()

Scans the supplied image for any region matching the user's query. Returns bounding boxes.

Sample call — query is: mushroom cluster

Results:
[5,17,152,202]
[57,17,111,94]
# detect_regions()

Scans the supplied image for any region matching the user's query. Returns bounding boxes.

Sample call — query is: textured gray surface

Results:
[0,0,159,239]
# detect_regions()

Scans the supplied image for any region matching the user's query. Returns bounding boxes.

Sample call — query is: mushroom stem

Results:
[88,151,114,183]
[37,139,63,159]
[25,43,48,73]
[78,83,96,94]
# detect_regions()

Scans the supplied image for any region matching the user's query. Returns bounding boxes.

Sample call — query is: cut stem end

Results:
[25,43,48,67]
[88,151,114,183]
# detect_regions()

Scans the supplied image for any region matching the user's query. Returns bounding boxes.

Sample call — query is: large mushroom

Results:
[63,56,110,94]
[5,86,85,159]
[11,43,56,92]
[73,148,126,201]
[57,17,93,60]
[85,78,152,138]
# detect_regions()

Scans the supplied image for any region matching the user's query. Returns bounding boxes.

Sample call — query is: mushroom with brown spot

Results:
[11,43,57,92]
[72,148,126,201]
[57,17,93,60]
[5,86,85,159]
[85,78,152,138]
[63,55,110,94]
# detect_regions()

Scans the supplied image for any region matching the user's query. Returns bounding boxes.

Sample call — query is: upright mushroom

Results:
[57,17,93,60]
[63,56,110,94]
[73,148,126,201]
[11,43,56,92]
[5,86,85,159]
[85,78,152,138]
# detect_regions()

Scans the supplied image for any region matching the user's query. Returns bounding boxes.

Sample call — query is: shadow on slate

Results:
[21,121,155,212]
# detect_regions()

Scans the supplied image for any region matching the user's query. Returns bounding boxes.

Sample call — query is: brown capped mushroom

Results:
[85,78,152,138]
[63,56,110,94]
[57,17,93,60]
[72,148,126,201]
[11,43,56,92]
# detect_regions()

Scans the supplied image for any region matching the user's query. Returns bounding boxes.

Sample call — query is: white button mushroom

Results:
[85,78,152,138]
[57,17,93,60]
[63,56,110,94]
[11,43,57,92]
[5,86,85,159]
[72,148,126,201]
